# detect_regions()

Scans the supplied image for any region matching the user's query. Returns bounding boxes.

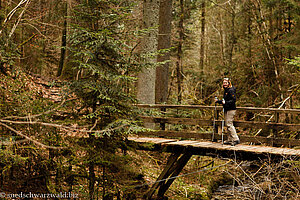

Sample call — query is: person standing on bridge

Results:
[215,78,240,146]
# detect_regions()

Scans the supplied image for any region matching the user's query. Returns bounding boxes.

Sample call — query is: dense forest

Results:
[0,0,299,199]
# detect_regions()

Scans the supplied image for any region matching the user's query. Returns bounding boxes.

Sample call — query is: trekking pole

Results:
[221,107,225,145]
[212,97,218,142]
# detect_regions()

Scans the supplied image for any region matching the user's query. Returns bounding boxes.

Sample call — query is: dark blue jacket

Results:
[216,86,236,111]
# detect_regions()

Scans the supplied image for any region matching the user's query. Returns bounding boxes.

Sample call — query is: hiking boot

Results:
[223,140,232,145]
[231,140,240,146]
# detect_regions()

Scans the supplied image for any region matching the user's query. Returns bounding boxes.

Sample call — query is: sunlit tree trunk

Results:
[57,0,68,77]
[176,0,184,104]
[243,1,255,87]
[155,0,172,104]
[250,0,283,100]
[218,12,225,66]
[247,4,252,70]
[137,0,159,104]
[199,0,206,70]
[226,0,236,73]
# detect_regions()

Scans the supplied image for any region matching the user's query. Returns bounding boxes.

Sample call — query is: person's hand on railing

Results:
[214,96,218,103]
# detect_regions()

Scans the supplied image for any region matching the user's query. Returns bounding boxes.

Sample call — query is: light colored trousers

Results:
[224,110,239,141]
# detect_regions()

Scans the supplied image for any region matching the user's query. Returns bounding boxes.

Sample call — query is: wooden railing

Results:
[135,104,300,147]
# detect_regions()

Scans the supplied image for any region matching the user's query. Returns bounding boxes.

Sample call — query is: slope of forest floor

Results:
[0,72,299,199]
[127,149,300,200]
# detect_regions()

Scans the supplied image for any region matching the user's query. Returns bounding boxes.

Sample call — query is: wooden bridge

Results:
[128,104,300,199]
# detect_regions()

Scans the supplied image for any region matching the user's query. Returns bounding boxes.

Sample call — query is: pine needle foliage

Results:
[65,1,147,198]
[68,0,141,136]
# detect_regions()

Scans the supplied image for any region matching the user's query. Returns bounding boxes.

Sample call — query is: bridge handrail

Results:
[135,104,300,114]
[135,104,299,147]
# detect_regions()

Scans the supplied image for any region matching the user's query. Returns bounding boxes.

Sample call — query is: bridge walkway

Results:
[128,136,300,159]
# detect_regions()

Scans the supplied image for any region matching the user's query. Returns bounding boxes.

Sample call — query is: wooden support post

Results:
[144,148,192,200]
[160,108,166,130]
[273,111,279,146]
[145,151,183,199]
[290,97,294,123]
[274,111,279,123]
[216,110,222,135]
[157,151,192,198]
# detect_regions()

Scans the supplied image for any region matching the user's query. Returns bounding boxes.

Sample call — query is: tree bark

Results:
[155,0,172,104]
[88,150,95,200]
[269,6,274,39]
[247,2,253,81]
[137,0,159,104]
[199,0,206,70]
[251,0,282,100]
[218,12,225,66]
[88,125,96,199]
[226,0,236,72]
[57,1,68,77]
[176,0,184,104]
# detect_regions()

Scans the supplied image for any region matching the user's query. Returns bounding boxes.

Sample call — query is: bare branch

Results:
[254,85,300,136]
[3,98,68,120]
[236,162,266,194]
[0,119,127,135]
[9,0,31,38]
[21,22,47,38]
[207,0,233,14]
[3,0,28,24]
[0,122,65,149]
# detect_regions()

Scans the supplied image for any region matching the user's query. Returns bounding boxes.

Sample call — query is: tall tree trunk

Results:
[269,6,274,39]
[275,4,283,66]
[218,12,225,66]
[67,162,73,194]
[88,149,95,200]
[227,0,236,73]
[88,101,97,200]
[137,0,159,104]
[247,3,253,81]
[38,0,44,75]
[57,1,68,77]
[155,0,172,104]
[176,0,184,104]
[199,0,206,70]
[88,85,99,200]
[251,0,283,100]
[287,6,292,59]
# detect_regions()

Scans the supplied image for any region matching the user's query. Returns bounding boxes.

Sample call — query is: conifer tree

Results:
[67,0,142,198]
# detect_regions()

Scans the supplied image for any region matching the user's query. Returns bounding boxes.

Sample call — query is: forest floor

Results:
[128,149,300,200]
[127,149,245,200]
[1,73,299,199]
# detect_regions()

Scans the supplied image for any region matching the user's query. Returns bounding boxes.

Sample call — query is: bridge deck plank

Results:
[128,137,300,158]
[129,137,177,144]
[163,140,200,146]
